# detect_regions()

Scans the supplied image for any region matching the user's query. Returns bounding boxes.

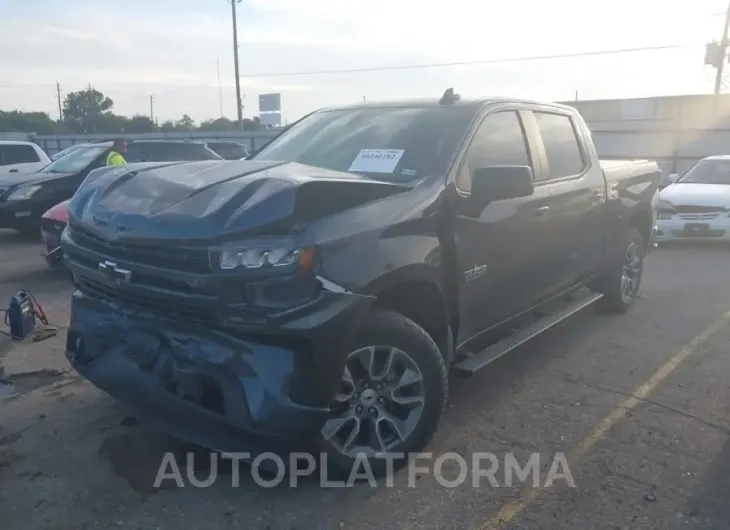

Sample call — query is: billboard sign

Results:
[259,112,282,126]
[258,93,281,113]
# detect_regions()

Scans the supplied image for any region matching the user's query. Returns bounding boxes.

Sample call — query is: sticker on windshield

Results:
[348,149,405,173]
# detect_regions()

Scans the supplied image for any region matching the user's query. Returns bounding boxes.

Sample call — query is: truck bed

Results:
[600,159,660,184]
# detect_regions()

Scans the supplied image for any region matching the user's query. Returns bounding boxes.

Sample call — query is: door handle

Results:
[532,205,550,217]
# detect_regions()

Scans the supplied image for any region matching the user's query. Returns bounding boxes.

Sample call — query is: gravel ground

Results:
[1,231,729,530]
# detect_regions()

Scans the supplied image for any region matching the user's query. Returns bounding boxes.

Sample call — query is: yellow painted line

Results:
[478,310,730,530]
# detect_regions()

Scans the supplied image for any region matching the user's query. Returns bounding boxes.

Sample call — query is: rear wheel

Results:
[314,309,448,479]
[597,226,645,313]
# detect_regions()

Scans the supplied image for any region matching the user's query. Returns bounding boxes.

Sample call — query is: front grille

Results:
[677,213,721,220]
[672,229,725,238]
[77,276,215,324]
[674,205,727,214]
[69,224,210,273]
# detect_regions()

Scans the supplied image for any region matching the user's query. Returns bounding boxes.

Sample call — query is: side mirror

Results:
[668,173,679,183]
[471,165,534,202]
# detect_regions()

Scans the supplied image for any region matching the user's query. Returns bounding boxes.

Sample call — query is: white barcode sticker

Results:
[348,149,405,173]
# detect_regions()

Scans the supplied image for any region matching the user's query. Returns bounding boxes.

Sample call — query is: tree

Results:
[125,115,157,133]
[175,114,195,131]
[198,117,238,132]
[0,111,60,134]
[63,87,114,133]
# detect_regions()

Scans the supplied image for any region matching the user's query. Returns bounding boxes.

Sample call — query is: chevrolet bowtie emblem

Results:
[98,260,132,284]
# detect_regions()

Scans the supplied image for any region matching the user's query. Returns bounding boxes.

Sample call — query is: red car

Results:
[40,199,69,267]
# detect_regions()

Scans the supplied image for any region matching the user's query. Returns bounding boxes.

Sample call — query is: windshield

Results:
[677,159,730,185]
[42,146,107,173]
[51,144,84,161]
[252,106,473,181]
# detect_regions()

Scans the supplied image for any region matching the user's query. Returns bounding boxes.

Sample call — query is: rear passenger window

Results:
[534,112,585,179]
[124,144,149,162]
[459,111,532,192]
[0,145,40,165]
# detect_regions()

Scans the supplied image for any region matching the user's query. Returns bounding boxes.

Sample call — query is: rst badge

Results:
[464,264,487,282]
[98,260,132,284]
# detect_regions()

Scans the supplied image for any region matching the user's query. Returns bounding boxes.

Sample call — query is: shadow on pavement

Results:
[0,229,41,244]
[0,262,71,290]
[683,437,730,529]
[656,241,730,252]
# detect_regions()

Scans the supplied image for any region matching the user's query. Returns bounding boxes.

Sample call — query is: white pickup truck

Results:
[0,141,51,177]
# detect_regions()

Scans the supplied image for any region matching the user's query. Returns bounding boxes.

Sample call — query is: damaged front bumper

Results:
[66,286,373,456]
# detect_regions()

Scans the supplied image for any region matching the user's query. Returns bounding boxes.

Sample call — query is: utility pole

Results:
[56,82,63,122]
[229,0,244,129]
[710,0,730,111]
[217,58,224,118]
[150,95,155,123]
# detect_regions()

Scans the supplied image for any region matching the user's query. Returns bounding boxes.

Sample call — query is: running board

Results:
[453,292,604,376]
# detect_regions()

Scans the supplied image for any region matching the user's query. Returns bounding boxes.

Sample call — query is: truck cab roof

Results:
[319,96,577,113]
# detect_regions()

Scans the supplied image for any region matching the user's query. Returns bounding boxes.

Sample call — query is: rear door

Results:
[528,109,605,292]
[452,108,554,344]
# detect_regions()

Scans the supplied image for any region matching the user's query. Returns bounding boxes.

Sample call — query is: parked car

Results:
[61,91,660,477]
[206,140,250,160]
[50,144,88,161]
[36,141,223,265]
[0,139,223,236]
[0,141,51,177]
[656,155,730,242]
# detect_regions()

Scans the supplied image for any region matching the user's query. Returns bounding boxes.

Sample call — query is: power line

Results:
[237,43,705,79]
[0,41,705,94]
[114,42,708,101]
[0,84,55,89]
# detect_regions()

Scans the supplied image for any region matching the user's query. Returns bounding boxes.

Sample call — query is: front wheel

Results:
[597,226,645,313]
[314,309,448,479]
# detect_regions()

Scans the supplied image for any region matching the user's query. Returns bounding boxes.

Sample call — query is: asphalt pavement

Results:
[1,230,729,530]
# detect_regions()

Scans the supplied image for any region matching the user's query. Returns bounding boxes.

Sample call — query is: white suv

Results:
[0,141,51,176]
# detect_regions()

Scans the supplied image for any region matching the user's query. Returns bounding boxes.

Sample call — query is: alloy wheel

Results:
[620,241,642,303]
[321,345,426,458]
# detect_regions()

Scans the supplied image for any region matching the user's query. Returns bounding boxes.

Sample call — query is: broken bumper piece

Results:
[65,289,372,459]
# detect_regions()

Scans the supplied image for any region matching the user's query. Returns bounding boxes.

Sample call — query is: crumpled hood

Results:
[660,182,730,208]
[68,160,409,242]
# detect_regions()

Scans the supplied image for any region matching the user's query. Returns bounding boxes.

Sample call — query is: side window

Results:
[125,144,150,162]
[458,111,531,192]
[0,145,40,165]
[533,112,586,179]
[146,143,193,162]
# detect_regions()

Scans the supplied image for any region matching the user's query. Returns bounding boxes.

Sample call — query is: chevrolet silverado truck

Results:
[61,90,660,476]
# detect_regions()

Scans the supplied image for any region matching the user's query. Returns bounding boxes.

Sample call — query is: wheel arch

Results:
[628,204,653,250]
[365,266,454,365]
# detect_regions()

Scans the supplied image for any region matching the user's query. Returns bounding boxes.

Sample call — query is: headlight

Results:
[657,198,675,213]
[210,240,316,272]
[6,185,41,201]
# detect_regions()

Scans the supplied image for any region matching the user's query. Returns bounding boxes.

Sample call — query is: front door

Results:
[451,109,553,346]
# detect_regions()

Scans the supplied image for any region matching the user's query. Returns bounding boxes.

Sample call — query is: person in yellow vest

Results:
[106,139,128,166]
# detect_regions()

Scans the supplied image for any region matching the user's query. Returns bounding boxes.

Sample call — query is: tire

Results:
[597,226,645,313]
[313,309,448,479]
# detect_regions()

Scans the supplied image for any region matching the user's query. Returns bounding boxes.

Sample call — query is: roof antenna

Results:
[439,88,461,104]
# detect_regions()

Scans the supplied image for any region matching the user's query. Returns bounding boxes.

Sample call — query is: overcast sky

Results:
[0,0,727,123]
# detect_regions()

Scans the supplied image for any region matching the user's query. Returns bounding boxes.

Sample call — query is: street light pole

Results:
[229,0,244,129]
